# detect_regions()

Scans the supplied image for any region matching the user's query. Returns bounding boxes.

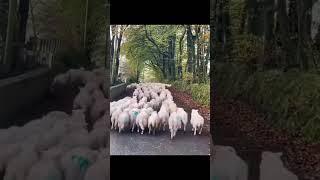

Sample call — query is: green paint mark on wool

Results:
[133,111,139,118]
[72,155,90,172]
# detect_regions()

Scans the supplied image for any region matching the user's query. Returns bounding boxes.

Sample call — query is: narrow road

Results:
[110,129,210,155]
[110,85,210,155]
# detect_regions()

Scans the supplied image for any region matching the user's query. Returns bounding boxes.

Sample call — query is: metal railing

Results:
[30,38,62,68]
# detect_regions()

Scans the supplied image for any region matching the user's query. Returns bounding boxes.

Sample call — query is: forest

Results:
[211,0,320,142]
[110,25,210,106]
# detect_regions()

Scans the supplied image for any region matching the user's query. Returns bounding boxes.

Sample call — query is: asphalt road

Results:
[110,129,210,155]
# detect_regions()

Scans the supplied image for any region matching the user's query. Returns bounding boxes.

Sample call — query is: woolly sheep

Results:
[84,150,108,180]
[168,112,181,139]
[136,110,150,134]
[129,108,140,132]
[60,147,98,180]
[117,111,130,133]
[190,109,204,135]
[89,127,107,150]
[26,158,63,180]
[158,105,169,131]
[4,147,39,180]
[176,108,188,132]
[58,130,91,149]
[148,111,160,135]
[0,143,21,173]
[73,87,94,110]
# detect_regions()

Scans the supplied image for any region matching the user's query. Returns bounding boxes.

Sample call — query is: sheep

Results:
[0,143,21,173]
[89,98,108,124]
[73,87,94,110]
[168,112,181,139]
[60,147,98,180]
[68,69,87,86]
[176,108,188,132]
[260,152,298,180]
[136,110,150,134]
[26,158,63,180]
[58,130,91,149]
[84,150,108,180]
[37,123,68,151]
[148,111,160,135]
[51,73,70,89]
[0,127,20,145]
[89,127,107,150]
[117,111,130,133]
[190,109,204,135]
[4,147,39,180]
[167,101,177,115]
[111,108,122,130]
[158,105,169,131]
[129,108,140,132]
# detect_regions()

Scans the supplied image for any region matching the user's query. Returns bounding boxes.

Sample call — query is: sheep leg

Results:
[194,127,197,135]
[131,124,135,132]
[199,126,203,135]
[148,126,151,134]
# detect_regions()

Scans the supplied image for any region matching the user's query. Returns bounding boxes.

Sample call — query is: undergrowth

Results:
[215,62,320,142]
[171,81,210,107]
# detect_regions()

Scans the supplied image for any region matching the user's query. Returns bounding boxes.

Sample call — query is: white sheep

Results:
[73,87,94,110]
[117,111,130,133]
[58,130,91,149]
[4,147,39,180]
[89,98,108,124]
[26,158,63,180]
[84,150,108,180]
[148,111,160,135]
[176,108,188,132]
[129,108,140,132]
[190,109,204,135]
[158,105,169,131]
[111,108,122,130]
[0,143,21,173]
[136,110,150,134]
[89,127,107,150]
[60,147,98,180]
[168,112,181,139]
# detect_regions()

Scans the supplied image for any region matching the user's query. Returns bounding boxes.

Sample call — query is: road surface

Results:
[110,129,210,155]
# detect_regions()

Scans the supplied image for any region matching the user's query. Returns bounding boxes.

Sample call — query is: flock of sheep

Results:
[110,83,205,139]
[0,68,108,180]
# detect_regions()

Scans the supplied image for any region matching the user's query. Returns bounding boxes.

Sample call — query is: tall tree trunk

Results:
[261,0,275,70]
[112,27,124,84]
[169,35,176,81]
[178,27,186,79]
[247,0,263,36]
[12,0,30,72]
[110,34,115,79]
[196,26,201,82]
[297,0,311,70]
[186,25,194,74]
